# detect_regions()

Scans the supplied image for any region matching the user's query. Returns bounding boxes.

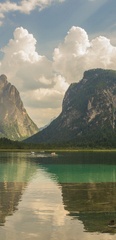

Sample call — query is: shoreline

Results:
[0,148,116,152]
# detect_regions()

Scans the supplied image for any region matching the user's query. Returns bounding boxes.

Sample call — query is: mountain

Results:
[0,74,38,140]
[39,117,56,131]
[25,69,116,147]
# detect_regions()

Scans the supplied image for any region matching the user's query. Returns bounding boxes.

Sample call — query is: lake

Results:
[0,151,116,240]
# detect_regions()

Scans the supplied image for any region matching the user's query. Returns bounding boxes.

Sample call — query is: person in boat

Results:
[108,220,115,225]
[108,220,116,227]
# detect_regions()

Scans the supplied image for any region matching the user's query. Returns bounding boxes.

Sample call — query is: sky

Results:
[0,0,116,127]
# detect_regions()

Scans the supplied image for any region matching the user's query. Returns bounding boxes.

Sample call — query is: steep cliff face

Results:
[0,74,38,140]
[26,69,116,147]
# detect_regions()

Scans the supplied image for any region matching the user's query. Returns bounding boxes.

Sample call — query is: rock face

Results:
[26,69,116,147]
[0,74,38,140]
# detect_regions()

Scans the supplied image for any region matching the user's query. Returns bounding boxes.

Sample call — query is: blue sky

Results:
[0,0,116,127]
[0,0,114,57]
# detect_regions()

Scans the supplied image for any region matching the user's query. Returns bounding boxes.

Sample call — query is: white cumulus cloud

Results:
[0,0,65,25]
[1,27,54,90]
[0,26,116,127]
[0,27,68,126]
[53,26,116,84]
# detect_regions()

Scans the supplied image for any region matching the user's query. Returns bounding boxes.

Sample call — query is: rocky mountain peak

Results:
[25,69,116,147]
[0,74,7,81]
[0,74,8,89]
[0,74,38,140]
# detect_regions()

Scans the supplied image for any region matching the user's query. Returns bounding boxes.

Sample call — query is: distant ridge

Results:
[25,69,116,147]
[0,74,38,140]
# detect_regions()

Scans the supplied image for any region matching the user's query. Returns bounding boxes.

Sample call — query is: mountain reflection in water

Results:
[0,152,36,226]
[0,182,26,226]
[0,151,116,239]
[61,182,116,234]
[36,151,116,234]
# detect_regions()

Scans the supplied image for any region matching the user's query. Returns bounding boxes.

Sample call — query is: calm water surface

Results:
[0,151,116,240]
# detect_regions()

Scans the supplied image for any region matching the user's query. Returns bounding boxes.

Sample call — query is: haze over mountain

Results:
[0,74,38,140]
[25,69,116,147]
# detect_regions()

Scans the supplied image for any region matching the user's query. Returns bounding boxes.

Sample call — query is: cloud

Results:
[53,26,116,84]
[26,107,61,128]
[0,0,65,25]
[0,27,69,126]
[0,26,116,127]
[22,75,69,109]
[1,27,54,90]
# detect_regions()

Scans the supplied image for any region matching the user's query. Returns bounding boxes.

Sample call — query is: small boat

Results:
[108,220,116,228]
[31,151,35,155]
[108,224,116,228]
[51,152,57,156]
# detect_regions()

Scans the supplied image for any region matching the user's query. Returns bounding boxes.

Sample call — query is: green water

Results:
[0,151,116,240]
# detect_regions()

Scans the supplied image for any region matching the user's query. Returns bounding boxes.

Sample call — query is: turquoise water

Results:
[0,151,116,239]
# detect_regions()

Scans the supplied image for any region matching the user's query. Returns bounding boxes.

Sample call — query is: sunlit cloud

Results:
[53,26,116,84]
[0,26,116,126]
[0,27,69,126]
[0,0,65,25]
